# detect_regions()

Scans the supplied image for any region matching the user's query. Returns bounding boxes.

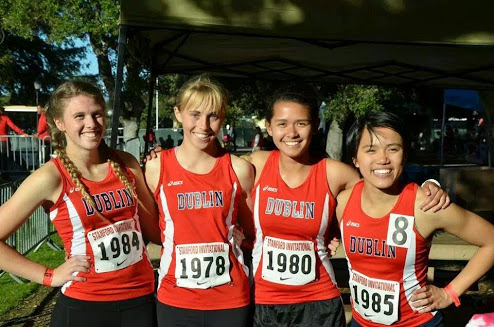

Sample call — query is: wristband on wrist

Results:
[421,179,441,188]
[42,268,54,287]
[444,283,461,307]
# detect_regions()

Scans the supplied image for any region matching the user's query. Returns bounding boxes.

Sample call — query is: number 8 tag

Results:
[386,214,414,248]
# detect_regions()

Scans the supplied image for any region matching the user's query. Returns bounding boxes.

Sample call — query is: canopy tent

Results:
[113,0,494,148]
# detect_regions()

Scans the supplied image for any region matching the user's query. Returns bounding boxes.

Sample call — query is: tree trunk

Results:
[326,119,343,160]
[88,33,115,107]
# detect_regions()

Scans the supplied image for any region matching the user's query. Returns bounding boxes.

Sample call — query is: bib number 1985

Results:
[349,270,399,325]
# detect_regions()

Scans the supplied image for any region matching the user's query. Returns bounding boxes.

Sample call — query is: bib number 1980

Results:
[262,236,315,285]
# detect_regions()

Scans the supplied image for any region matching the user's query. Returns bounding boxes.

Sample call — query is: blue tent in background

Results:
[441,90,490,166]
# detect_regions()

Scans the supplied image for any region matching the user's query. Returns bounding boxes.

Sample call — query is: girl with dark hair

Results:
[336,111,494,326]
[247,84,450,327]
[0,81,159,327]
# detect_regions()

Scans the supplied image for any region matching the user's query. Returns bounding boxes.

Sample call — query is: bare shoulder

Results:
[336,187,353,203]
[249,150,271,178]
[114,149,141,170]
[250,150,271,166]
[414,185,429,206]
[325,158,360,194]
[230,154,254,182]
[231,153,252,170]
[15,161,62,202]
[30,161,62,189]
[335,186,353,220]
[325,158,355,175]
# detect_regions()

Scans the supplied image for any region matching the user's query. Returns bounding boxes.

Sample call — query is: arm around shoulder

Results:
[326,159,360,197]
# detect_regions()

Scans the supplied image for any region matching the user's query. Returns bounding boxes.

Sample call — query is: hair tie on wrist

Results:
[444,284,461,307]
[43,268,54,287]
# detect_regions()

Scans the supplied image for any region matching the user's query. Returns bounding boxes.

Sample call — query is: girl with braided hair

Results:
[0,81,160,327]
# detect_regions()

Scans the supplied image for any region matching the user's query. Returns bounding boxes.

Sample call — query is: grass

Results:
[0,234,64,316]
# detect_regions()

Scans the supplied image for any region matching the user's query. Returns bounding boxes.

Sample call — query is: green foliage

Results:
[323,85,382,122]
[0,234,64,316]
[323,84,416,123]
[0,0,119,42]
[0,33,85,105]
[0,0,92,108]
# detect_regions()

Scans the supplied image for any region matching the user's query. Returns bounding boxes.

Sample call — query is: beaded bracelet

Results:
[444,284,461,307]
[42,268,54,287]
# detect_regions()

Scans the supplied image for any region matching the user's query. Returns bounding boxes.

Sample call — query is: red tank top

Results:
[155,148,250,310]
[49,157,154,301]
[251,150,340,304]
[340,181,435,326]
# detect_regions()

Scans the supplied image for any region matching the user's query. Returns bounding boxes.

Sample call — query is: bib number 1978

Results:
[175,242,231,289]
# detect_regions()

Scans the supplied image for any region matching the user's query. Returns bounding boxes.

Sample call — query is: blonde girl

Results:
[145,75,254,327]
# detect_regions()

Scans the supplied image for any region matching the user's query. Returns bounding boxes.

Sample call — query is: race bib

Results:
[386,214,414,248]
[175,242,231,289]
[262,236,316,285]
[87,219,144,273]
[349,270,399,325]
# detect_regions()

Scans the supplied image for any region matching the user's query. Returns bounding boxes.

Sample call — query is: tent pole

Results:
[440,103,446,167]
[111,25,127,148]
[144,73,156,156]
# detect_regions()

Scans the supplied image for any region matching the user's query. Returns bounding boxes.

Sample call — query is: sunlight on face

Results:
[354,127,405,190]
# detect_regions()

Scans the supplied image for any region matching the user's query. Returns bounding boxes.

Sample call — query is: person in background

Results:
[337,111,494,327]
[34,105,51,163]
[0,81,160,327]
[164,135,174,149]
[144,128,157,150]
[0,105,27,171]
[251,126,264,152]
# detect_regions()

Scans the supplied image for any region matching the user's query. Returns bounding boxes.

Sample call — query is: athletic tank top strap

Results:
[49,157,74,212]
[344,181,418,220]
[159,148,232,185]
[252,150,278,195]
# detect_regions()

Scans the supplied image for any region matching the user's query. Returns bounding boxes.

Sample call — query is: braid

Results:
[100,141,137,200]
[55,146,97,209]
